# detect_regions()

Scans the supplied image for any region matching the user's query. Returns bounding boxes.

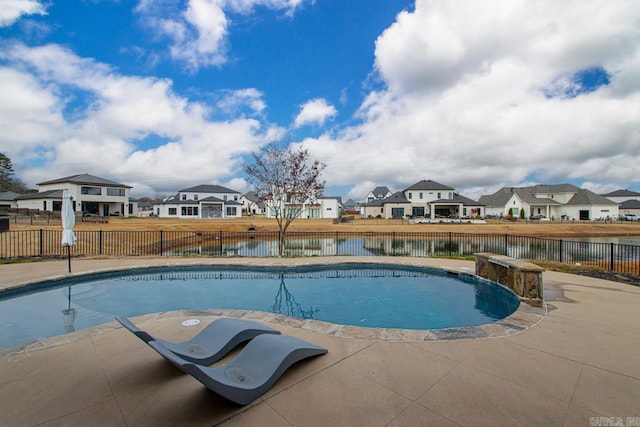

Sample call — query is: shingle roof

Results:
[566,189,619,206]
[404,180,454,191]
[370,186,391,198]
[180,184,239,193]
[38,174,131,188]
[620,199,640,209]
[0,191,20,201]
[381,191,410,204]
[601,189,640,197]
[16,189,65,200]
[447,194,484,206]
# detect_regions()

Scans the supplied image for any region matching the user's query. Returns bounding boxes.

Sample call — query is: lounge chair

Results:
[148,334,328,405]
[115,316,280,365]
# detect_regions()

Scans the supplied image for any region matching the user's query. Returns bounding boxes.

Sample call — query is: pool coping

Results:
[0,258,547,355]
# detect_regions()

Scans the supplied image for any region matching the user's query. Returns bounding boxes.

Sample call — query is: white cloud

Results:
[136,0,311,71]
[300,0,640,197]
[294,98,337,128]
[216,88,266,116]
[0,0,46,27]
[2,43,273,194]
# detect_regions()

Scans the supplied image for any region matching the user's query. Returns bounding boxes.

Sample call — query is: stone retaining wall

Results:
[475,252,544,303]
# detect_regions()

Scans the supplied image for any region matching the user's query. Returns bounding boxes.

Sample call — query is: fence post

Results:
[99,230,103,255]
[159,230,163,256]
[39,229,43,256]
[559,240,563,263]
[448,232,453,256]
[335,231,339,256]
[610,242,614,272]
[219,230,223,257]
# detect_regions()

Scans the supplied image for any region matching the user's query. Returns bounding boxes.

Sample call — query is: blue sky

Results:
[1,0,639,201]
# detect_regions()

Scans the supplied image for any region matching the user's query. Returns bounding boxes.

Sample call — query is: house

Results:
[263,194,342,220]
[16,174,133,217]
[0,191,20,211]
[602,189,640,218]
[240,191,265,215]
[362,179,484,219]
[479,184,619,220]
[153,184,243,219]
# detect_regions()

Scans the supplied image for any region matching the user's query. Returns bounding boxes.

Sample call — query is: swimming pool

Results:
[0,263,520,348]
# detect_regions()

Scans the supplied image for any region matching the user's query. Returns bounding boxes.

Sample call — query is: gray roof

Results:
[601,189,640,197]
[0,191,21,201]
[405,180,454,191]
[566,189,619,206]
[243,191,260,202]
[381,191,410,204]
[38,173,131,188]
[619,199,640,209]
[434,194,484,206]
[16,189,64,200]
[180,184,239,194]
[370,186,391,198]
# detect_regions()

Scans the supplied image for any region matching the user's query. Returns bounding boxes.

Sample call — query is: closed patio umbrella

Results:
[61,189,76,273]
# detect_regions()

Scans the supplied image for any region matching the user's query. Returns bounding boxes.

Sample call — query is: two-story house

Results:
[154,184,243,219]
[16,174,133,216]
[362,180,484,219]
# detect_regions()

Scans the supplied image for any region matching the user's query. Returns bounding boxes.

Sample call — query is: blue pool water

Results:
[0,263,520,348]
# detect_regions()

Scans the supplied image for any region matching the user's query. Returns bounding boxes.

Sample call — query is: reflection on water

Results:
[169,235,639,264]
[0,265,520,348]
[272,273,319,319]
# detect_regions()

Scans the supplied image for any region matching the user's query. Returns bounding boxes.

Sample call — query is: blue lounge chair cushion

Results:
[148,334,328,405]
[115,316,280,365]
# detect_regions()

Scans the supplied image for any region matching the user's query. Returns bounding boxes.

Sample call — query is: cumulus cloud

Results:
[0,42,273,194]
[294,98,337,128]
[302,0,640,200]
[135,0,310,71]
[0,0,46,27]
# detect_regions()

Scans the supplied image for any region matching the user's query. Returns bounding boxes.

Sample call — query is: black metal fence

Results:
[1,230,638,276]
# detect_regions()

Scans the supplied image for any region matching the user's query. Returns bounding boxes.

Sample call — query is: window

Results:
[223,195,228,201]
[391,208,405,218]
[181,206,198,216]
[194,194,198,201]
[106,188,125,196]
[408,192,412,199]
[168,207,177,215]
[81,186,101,195]
[181,194,187,200]
[234,195,238,201]
[437,192,441,199]
[226,206,237,216]
[419,192,423,199]
[308,208,320,218]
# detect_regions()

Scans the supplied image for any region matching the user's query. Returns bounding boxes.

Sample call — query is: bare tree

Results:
[244,143,326,256]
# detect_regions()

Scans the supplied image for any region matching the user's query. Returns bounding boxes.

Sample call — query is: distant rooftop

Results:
[38,173,131,188]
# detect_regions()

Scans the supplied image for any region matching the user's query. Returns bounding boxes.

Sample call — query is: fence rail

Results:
[1,230,638,276]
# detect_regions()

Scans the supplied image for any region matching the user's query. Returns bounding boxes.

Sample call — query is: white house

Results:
[154,184,243,219]
[362,179,484,219]
[264,194,342,220]
[16,174,133,216]
[240,191,265,215]
[479,184,619,220]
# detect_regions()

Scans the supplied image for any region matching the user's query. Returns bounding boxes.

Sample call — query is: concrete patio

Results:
[1,257,639,426]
